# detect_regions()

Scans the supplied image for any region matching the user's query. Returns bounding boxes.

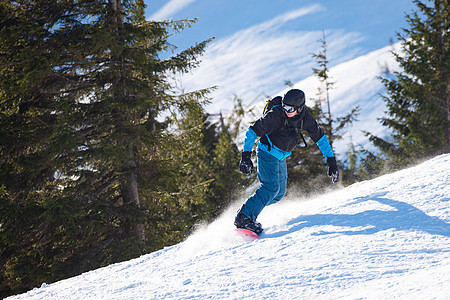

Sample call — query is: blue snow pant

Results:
[241,149,287,221]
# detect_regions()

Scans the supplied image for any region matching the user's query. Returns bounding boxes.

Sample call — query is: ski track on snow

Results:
[8,154,450,300]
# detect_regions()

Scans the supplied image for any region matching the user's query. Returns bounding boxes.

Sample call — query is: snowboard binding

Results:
[234,209,263,235]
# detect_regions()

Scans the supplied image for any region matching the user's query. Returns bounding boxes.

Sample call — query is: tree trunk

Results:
[109,0,145,243]
[123,143,145,242]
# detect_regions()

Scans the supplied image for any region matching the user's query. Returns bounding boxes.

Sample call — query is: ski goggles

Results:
[283,104,303,113]
[282,104,296,113]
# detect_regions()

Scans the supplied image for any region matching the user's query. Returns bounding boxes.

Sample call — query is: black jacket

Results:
[250,106,324,152]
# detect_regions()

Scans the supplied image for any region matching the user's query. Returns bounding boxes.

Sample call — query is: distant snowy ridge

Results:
[234,43,402,157]
[9,153,450,299]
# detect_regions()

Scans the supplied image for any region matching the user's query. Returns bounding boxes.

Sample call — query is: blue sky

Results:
[143,0,417,113]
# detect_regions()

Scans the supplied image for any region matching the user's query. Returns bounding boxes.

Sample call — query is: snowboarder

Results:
[235,89,339,235]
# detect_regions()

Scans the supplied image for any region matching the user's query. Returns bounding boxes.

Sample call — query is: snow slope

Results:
[9,154,450,299]
[232,43,402,157]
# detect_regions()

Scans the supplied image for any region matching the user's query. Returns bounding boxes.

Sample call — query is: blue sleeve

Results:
[316,135,334,158]
[243,128,258,152]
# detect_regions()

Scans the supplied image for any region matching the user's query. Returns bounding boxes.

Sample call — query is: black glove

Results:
[327,157,339,184]
[239,151,253,175]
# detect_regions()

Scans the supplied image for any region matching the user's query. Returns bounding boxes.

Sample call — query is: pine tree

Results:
[312,31,335,145]
[210,122,243,213]
[311,31,360,150]
[0,1,83,294]
[286,32,360,193]
[0,0,213,296]
[143,94,242,244]
[368,0,449,166]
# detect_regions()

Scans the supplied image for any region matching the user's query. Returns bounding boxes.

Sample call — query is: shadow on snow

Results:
[264,192,450,238]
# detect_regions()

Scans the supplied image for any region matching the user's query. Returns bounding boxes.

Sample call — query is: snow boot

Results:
[234,208,263,235]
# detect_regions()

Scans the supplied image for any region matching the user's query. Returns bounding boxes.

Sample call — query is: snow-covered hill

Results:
[233,43,402,157]
[9,154,450,299]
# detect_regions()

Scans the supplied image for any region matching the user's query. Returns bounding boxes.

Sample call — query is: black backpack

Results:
[262,96,307,149]
[262,96,283,115]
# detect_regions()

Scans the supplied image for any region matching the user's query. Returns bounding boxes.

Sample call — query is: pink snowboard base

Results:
[235,228,260,241]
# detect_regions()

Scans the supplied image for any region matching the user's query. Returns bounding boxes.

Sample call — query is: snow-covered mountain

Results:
[9,154,450,299]
[232,42,402,157]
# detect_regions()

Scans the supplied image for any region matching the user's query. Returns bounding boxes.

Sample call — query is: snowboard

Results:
[235,228,260,241]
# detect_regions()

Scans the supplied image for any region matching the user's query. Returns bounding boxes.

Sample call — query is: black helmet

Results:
[282,89,305,108]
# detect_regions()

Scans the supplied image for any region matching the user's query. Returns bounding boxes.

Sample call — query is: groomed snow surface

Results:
[9,154,450,299]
